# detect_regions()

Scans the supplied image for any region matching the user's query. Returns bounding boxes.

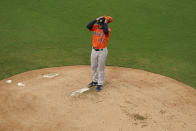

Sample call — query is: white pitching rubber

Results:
[43,73,59,78]
[71,88,90,96]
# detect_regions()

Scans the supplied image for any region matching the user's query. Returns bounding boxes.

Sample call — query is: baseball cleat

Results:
[96,85,103,91]
[88,81,98,87]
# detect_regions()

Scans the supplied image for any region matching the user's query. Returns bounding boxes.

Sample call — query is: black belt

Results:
[93,47,103,51]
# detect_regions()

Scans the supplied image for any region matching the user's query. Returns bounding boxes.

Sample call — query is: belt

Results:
[93,47,103,51]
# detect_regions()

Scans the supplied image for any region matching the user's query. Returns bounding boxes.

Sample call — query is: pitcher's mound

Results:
[0,65,196,131]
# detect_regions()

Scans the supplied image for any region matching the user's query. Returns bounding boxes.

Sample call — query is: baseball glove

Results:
[104,16,113,23]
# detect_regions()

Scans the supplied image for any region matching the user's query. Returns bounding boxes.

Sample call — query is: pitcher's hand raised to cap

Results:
[96,16,104,21]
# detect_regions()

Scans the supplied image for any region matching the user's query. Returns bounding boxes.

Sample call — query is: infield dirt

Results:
[0,65,196,131]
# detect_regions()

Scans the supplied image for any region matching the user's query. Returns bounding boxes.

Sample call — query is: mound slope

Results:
[0,65,196,131]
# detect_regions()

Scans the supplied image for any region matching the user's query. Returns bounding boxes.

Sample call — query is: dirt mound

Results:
[0,65,196,131]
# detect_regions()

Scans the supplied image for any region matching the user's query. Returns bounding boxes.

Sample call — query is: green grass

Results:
[0,0,196,88]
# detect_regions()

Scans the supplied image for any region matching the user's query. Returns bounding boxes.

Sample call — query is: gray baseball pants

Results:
[91,47,108,85]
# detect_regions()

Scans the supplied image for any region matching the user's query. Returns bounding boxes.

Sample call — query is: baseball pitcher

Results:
[86,16,113,91]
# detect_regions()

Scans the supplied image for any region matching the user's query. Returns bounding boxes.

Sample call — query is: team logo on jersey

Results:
[93,32,104,37]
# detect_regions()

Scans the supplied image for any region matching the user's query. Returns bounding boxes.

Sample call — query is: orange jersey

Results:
[89,24,111,49]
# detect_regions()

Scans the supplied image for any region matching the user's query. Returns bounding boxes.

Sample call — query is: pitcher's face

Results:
[98,24,103,29]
